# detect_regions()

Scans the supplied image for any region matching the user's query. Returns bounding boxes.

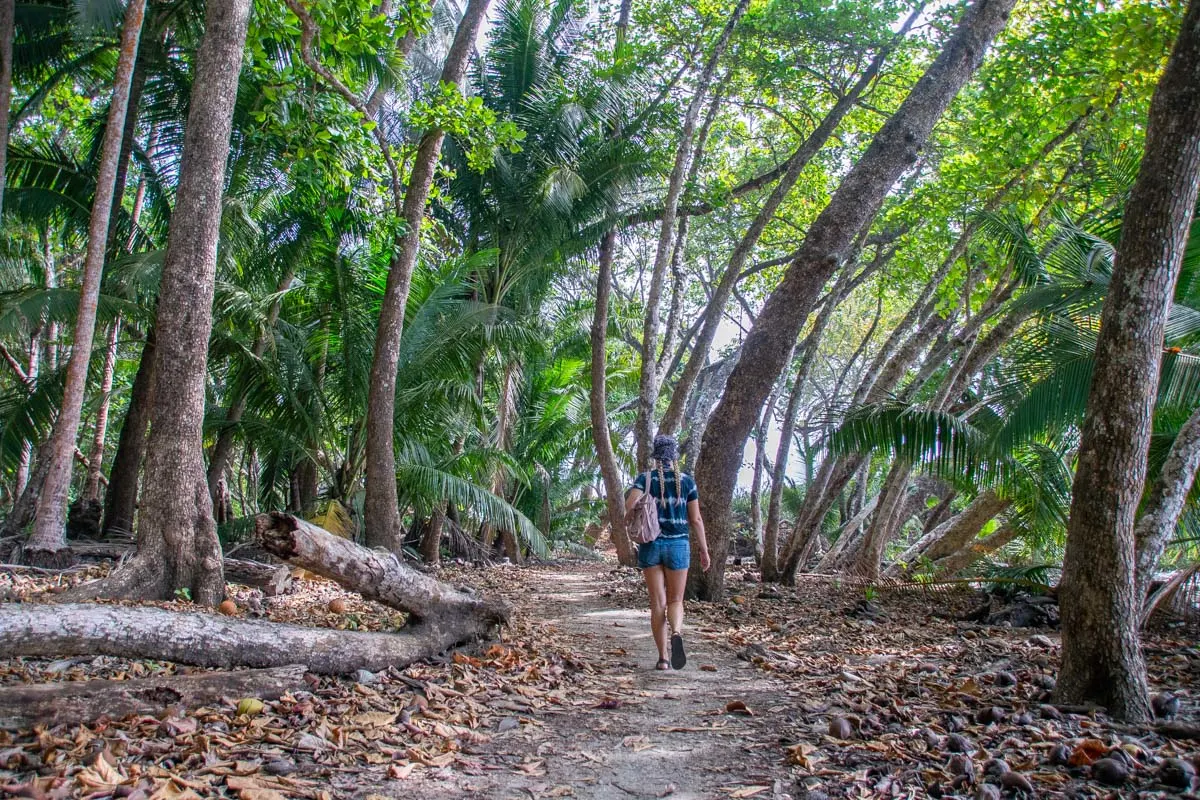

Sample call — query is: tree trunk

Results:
[83,321,121,502]
[590,232,637,566]
[1057,0,1200,723]
[101,332,155,536]
[0,604,474,676]
[0,665,306,732]
[364,0,491,552]
[84,0,252,607]
[255,512,508,632]
[1134,404,1200,605]
[0,0,13,220]
[420,504,446,564]
[25,0,147,566]
[689,0,1016,600]
[930,522,1019,578]
[658,7,921,436]
[634,0,749,467]
[888,489,1009,572]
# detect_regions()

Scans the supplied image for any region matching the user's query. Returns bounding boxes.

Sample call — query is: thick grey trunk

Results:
[100,0,252,606]
[101,332,155,536]
[26,0,147,563]
[635,0,749,466]
[364,0,491,551]
[1057,0,1200,722]
[694,0,1018,598]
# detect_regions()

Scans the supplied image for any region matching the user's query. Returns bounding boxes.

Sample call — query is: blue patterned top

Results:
[631,468,698,540]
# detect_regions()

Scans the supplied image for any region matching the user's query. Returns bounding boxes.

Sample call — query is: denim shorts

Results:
[638,537,690,570]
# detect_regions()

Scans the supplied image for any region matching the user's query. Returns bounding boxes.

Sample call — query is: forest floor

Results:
[1,556,1199,799]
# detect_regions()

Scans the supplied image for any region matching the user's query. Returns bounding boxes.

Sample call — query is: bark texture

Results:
[1057,0,1200,722]
[364,0,491,552]
[590,232,636,566]
[101,0,252,606]
[0,0,13,219]
[25,0,147,563]
[634,0,749,467]
[101,332,155,536]
[689,0,1016,599]
[83,322,121,502]
[0,665,305,731]
[0,604,465,675]
[1133,403,1200,605]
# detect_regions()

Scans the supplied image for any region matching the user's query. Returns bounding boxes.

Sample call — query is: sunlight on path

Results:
[388,565,795,800]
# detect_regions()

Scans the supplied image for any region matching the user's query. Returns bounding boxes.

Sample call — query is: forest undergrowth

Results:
[0,555,1197,799]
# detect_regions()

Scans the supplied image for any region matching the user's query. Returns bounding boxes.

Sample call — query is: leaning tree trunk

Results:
[589,232,637,566]
[363,0,491,552]
[24,0,147,567]
[1134,402,1200,605]
[77,0,252,607]
[101,331,155,536]
[0,0,13,220]
[658,6,921,437]
[689,0,1016,600]
[929,523,1020,578]
[1057,0,1200,723]
[83,321,121,503]
[634,0,750,467]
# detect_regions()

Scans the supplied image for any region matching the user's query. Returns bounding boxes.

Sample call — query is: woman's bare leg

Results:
[664,568,687,636]
[643,566,668,661]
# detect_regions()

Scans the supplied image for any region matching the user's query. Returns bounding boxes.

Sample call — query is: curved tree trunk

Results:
[363,0,491,552]
[1134,403,1200,605]
[590,232,636,566]
[930,522,1020,578]
[81,0,252,607]
[689,0,1016,601]
[83,321,121,503]
[634,0,749,467]
[102,331,155,536]
[1057,0,1200,722]
[25,0,147,566]
[659,7,921,437]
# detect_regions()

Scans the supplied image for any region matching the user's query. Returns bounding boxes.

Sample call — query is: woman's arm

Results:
[688,499,711,571]
[624,487,643,514]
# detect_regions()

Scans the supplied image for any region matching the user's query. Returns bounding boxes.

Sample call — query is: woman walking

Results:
[625,434,711,670]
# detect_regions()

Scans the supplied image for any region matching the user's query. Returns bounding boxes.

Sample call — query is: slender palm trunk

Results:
[25,0,147,565]
[0,0,14,220]
[102,332,155,536]
[83,321,121,502]
[363,0,492,552]
[1057,0,1200,722]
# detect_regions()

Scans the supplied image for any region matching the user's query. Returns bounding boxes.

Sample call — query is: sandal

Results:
[655,658,671,671]
[670,632,686,670]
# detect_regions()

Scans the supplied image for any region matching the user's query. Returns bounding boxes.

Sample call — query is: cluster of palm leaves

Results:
[829,194,1200,571]
[1,0,653,558]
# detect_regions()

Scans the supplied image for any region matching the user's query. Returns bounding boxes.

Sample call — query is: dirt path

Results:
[395,565,796,800]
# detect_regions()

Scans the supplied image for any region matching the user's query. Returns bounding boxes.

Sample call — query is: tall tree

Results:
[689,0,1018,599]
[633,0,749,468]
[1057,0,1200,722]
[363,0,492,552]
[78,0,253,605]
[23,0,148,566]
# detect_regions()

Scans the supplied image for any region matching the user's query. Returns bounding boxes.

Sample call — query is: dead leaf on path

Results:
[700,664,718,672]
[786,742,819,769]
[728,786,770,798]
[387,763,415,780]
[622,735,655,752]
[595,696,623,709]
[513,758,546,776]
[724,700,753,715]
[1068,738,1109,767]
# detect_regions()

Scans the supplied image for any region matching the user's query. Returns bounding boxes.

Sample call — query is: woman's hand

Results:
[700,548,711,572]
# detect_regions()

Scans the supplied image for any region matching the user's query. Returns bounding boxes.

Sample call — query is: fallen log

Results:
[223,557,292,596]
[0,664,306,730]
[254,512,509,635]
[63,544,293,595]
[0,603,465,674]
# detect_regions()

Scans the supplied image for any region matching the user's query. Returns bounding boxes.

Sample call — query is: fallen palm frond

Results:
[1141,562,1200,627]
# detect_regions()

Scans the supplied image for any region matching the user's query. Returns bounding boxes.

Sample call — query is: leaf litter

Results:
[0,560,1197,799]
